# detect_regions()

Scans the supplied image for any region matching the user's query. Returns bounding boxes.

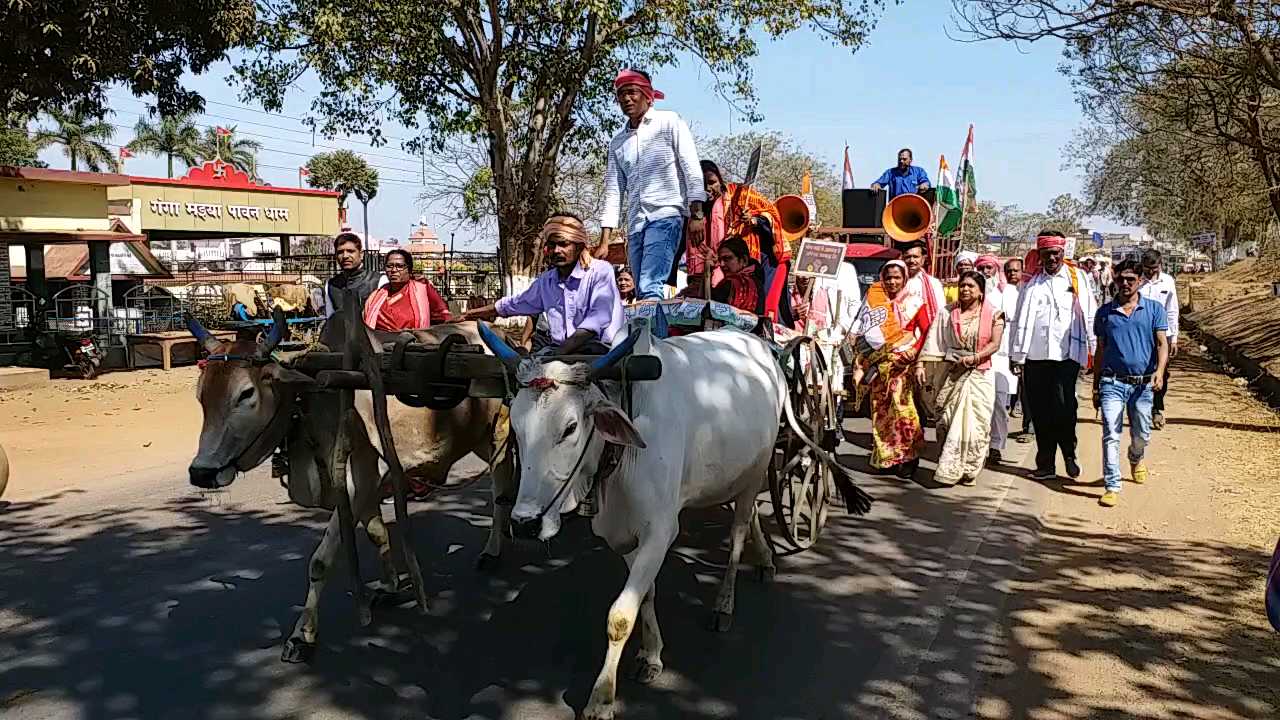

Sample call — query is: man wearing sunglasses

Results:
[1092,259,1169,508]
[465,213,624,355]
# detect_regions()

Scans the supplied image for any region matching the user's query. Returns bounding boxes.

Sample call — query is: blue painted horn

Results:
[651,304,669,340]
[259,306,287,356]
[477,321,521,363]
[589,330,640,374]
[184,312,211,344]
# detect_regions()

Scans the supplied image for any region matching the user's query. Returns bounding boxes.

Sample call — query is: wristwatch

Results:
[690,208,705,220]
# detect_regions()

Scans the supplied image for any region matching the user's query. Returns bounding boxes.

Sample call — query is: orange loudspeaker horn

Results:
[883,192,933,242]
[774,194,810,243]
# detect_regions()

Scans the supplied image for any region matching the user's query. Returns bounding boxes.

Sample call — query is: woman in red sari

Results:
[362,249,450,332]
[686,161,786,298]
[708,236,764,314]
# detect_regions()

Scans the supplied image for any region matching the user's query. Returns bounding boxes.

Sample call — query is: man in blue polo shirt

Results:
[1091,258,1170,508]
[870,148,931,199]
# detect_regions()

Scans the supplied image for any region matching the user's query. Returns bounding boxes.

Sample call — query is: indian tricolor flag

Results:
[936,155,961,237]
[957,124,976,204]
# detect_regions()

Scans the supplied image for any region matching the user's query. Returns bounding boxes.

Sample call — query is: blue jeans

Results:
[628,216,684,300]
[1100,377,1153,492]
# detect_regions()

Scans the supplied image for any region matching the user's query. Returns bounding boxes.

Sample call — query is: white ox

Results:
[186,315,516,663]
[479,323,785,720]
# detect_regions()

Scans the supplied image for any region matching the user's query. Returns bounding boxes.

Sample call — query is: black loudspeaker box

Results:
[842,189,885,229]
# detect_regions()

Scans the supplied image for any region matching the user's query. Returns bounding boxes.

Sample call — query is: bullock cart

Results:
[623,299,856,551]
[252,293,662,630]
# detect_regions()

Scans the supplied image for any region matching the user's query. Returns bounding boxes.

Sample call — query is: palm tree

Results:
[32,109,118,172]
[194,126,262,177]
[128,113,200,178]
[353,169,380,249]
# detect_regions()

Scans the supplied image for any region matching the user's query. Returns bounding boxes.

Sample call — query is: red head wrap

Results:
[1036,234,1067,250]
[613,69,664,101]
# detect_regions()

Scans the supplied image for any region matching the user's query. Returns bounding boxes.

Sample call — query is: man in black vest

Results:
[323,231,385,318]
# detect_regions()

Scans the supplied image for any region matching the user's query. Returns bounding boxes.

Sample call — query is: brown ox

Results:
[185,315,515,663]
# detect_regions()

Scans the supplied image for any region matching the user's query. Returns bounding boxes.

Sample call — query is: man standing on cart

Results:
[593,69,706,301]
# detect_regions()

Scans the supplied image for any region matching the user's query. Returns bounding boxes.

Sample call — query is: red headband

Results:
[614,70,664,101]
[1036,235,1067,250]
[975,254,1001,269]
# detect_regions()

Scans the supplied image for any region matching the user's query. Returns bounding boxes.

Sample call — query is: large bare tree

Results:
[953,0,1280,255]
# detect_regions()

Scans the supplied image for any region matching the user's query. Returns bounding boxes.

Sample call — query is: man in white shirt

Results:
[896,238,947,420]
[1138,249,1179,429]
[976,254,1018,462]
[595,68,706,300]
[1010,231,1098,481]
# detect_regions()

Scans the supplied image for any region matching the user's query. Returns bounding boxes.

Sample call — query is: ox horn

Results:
[477,321,521,363]
[258,306,288,358]
[184,312,222,353]
[588,330,640,376]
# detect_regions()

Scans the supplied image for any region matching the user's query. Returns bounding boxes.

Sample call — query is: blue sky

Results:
[38,1,1135,247]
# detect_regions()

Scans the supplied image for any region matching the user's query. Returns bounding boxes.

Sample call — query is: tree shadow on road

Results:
[0,462,1274,720]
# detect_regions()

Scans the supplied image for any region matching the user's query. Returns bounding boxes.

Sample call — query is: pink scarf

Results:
[362,281,433,331]
[950,300,994,370]
[687,196,727,278]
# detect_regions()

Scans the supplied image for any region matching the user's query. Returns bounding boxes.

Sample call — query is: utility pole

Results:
[448,231,456,297]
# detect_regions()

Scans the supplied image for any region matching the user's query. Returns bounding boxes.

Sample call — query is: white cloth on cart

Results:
[805,262,863,382]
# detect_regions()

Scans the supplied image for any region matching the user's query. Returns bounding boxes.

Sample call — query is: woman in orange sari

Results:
[850,260,930,479]
[687,161,786,295]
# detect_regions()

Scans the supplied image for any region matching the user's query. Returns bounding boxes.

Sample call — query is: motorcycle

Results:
[33,329,103,379]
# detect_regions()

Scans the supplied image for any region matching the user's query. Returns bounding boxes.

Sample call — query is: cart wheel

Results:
[768,337,834,549]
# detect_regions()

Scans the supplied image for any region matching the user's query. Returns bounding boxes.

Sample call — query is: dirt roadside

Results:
[0,367,202,501]
[975,343,1280,719]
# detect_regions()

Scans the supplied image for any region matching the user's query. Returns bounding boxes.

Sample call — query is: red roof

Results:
[129,159,339,197]
[0,166,132,186]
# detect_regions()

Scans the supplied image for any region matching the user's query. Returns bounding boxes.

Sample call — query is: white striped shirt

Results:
[1138,271,1179,342]
[600,108,706,236]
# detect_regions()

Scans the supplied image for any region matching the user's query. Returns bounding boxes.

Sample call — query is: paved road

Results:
[0,417,1046,720]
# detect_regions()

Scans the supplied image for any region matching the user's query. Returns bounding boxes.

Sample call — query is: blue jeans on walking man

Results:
[1099,377,1153,493]
[628,216,684,301]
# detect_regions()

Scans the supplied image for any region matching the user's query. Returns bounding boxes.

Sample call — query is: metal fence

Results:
[153,249,503,301]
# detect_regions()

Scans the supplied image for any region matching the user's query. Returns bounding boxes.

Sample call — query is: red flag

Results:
[215,126,232,137]
[299,166,311,177]
[118,147,134,160]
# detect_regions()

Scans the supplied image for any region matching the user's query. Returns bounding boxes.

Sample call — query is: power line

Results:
[103,139,425,188]
[106,117,423,180]
[107,93,419,158]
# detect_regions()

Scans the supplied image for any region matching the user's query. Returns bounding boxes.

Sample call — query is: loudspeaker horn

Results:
[774,194,810,244]
[882,193,933,242]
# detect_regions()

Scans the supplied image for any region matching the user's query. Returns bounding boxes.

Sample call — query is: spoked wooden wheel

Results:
[769,337,837,550]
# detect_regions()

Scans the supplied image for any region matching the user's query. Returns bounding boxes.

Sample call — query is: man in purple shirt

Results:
[464,213,625,355]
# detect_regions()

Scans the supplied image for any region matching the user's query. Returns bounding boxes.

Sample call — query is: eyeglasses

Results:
[385,263,409,270]
[1117,275,1140,284]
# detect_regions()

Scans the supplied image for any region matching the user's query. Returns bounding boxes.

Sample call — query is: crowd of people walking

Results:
[847,232,1177,506]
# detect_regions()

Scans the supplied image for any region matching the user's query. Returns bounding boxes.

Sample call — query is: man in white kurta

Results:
[897,238,947,419]
[1010,233,1098,481]
[976,254,1018,461]
[801,260,864,407]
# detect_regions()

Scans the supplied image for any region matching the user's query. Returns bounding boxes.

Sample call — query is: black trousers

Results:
[1023,359,1080,470]
[1153,365,1170,414]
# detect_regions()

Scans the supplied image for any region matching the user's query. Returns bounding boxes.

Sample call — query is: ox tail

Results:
[779,377,874,517]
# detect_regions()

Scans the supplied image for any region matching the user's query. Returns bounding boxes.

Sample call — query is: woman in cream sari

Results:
[918,270,1005,485]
